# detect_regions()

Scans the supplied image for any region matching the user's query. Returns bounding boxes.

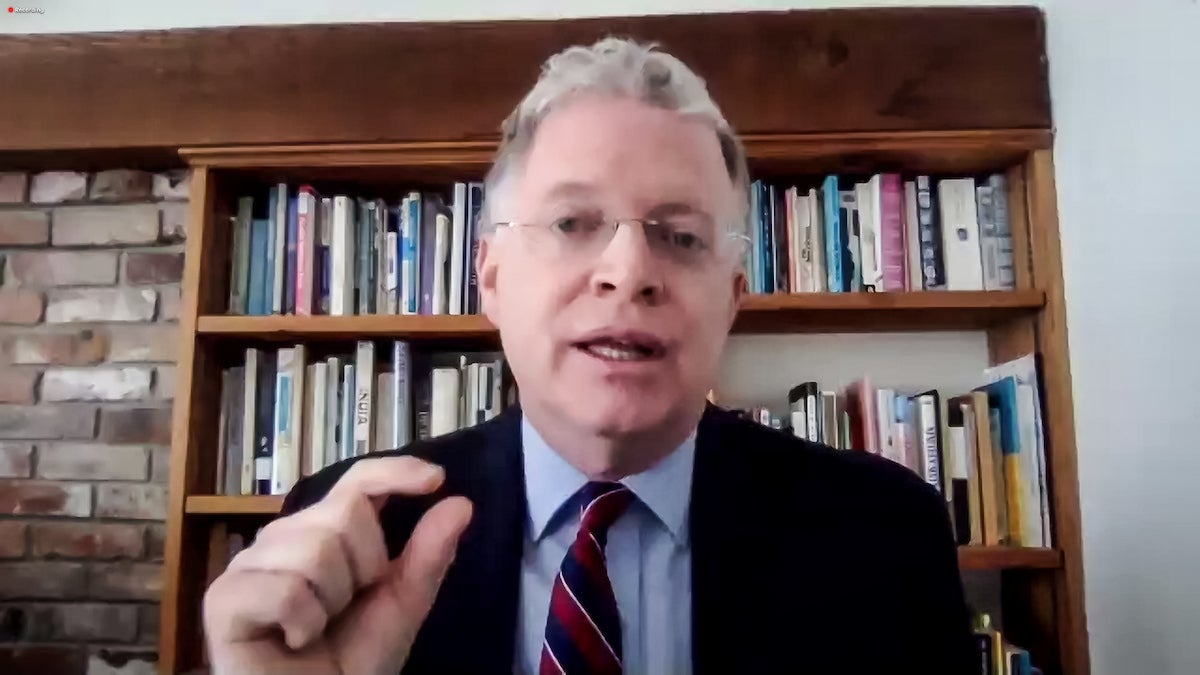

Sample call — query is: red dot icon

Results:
[7,7,14,12]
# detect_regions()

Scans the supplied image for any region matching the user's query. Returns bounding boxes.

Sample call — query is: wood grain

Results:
[187,495,285,516]
[0,8,1048,156]
[1025,149,1090,675]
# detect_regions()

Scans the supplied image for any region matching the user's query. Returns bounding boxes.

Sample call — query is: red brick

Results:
[124,252,184,285]
[0,561,88,598]
[89,170,152,202]
[0,172,27,203]
[42,367,152,402]
[107,325,177,363]
[32,522,144,559]
[159,201,188,242]
[30,171,87,204]
[152,170,191,200]
[7,328,110,366]
[46,288,156,323]
[95,483,165,520]
[7,250,119,287]
[0,404,96,439]
[0,289,44,324]
[0,370,39,404]
[0,480,92,516]
[88,562,163,601]
[0,645,85,674]
[51,204,159,246]
[158,287,181,321]
[0,521,26,557]
[89,648,157,675]
[0,210,50,245]
[36,443,148,481]
[0,443,33,478]
[138,604,159,645]
[98,408,171,444]
[145,525,164,562]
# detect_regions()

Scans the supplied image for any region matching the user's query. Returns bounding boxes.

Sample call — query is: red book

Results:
[879,174,906,291]
[295,186,317,315]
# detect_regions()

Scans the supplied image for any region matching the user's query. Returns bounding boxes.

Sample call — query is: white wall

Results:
[7,2,1200,673]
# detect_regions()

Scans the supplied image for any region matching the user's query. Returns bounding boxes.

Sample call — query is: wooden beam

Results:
[0,8,1049,158]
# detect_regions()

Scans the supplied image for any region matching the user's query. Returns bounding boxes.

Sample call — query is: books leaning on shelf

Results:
[228,182,487,317]
[746,173,1015,294]
[212,340,512,496]
[974,614,1040,675]
[733,353,1050,548]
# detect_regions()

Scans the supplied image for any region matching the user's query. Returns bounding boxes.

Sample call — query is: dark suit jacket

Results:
[281,403,976,674]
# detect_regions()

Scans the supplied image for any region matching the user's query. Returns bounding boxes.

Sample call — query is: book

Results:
[309,361,328,476]
[229,197,253,314]
[915,175,945,289]
[466,182,485,314]
[296,186,317,315]
[392,340,412,448]
[354,341,375,457]
[938,177,985,290]
[449,182,468,315]
[247,218,270,316]
[331,196,356,315]
[271,183,287,314]
[903,181,922,291]
[878,173,906,291]
[284,195,298,314]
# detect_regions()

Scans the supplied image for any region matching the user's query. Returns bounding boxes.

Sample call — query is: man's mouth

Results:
[572,333,667,362]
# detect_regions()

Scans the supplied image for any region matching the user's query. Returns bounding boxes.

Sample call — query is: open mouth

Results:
[572,333,667,362]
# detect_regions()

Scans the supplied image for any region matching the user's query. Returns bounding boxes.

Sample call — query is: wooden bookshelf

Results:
[133,9,1090,675]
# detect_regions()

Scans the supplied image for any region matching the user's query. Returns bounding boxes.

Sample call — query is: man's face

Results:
[478,94,744,440]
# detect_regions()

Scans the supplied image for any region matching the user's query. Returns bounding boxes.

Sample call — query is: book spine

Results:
[264,190,279,314]
[786,188,800,292]
[791,190,808,292]
[938,178,984,291]
[748,181,761,292]
[916,176,946,289]
[222,367,245,495]
[903,181,922,291]
[822,176,842,292]
[489,359,503,420]
[403,193,420,315]
[839,190,860,292]
[331,196,355,316]
[771,185,788,292]
[433,212,450,314]
[375,199,388,315]
[759,182,774,293]
[309,362,327,475]
[354,341,375,456]
[340,363,355,462]
[247,219,268,316]
[856,180,880,291]
[450,182,467,315]
[988,174,1016,290]
[392,341,411,447]
[324,357,341,469]
[807,189,826,292]
[374,371,394,451]
[419,197,439,314]
[240,349,258,494]
[318,197,333,314]
[272,184,287,314]
[253,350,276,495]
[284,196,298,314]
[296,187,316,315]
[917,393,942,492]
[229,197,254,314]
[430,367,460,437]
[385,231,399,315]
[879,173,906,291]
[466,182,484,314]
[357,200,373,316]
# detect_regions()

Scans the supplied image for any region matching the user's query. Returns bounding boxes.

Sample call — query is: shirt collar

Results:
[521,415,696,545]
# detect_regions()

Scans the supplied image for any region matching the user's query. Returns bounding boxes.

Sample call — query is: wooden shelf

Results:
[185,495,1062,570]
[186,495,283,515]
[195,291,1044,342]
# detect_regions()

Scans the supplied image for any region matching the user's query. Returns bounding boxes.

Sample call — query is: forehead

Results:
[514,95,734,214]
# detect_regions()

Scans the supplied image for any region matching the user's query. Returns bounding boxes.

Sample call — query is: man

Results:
[204,38,975,674]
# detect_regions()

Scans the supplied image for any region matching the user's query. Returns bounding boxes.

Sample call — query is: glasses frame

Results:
[491,218,752,267]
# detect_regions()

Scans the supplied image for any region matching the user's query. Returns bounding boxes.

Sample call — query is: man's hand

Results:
[203,456,473,675]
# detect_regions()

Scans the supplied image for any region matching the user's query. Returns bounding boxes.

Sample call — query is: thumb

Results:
[328,496,474,674]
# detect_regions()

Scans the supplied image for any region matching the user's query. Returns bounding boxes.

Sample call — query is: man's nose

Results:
[589,222,666,305]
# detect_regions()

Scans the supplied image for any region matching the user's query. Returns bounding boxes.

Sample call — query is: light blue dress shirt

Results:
[515,417,695,675]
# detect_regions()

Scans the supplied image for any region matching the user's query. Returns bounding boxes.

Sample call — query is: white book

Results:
[375,371,394,451]
[793,191,811,292]
[432,213,451,315]
[467,362,480,428]
[240,348,259,495]
[324,357,341,469]
[1016,382,1045,547]
[309,362,328,475]
[449,182,467,315]
[476,363,489,425]
[807,188,826,292]
[430,368,461,437]
[340,363,355,462]
[392,341,412,447]
[270,347,301,495]
[856,177,883,291]
[488,359,503,420]
[272,183,287,314]
[937,178,984,290]
[903,181,922,291]
[876,389,900,465]
[318,198,334,314]
[917,394,942,492]
[296,189,317,315]
[353,341,375,456]
[331,196,356,315]
[790,408,806,440]
[385,231,399,314]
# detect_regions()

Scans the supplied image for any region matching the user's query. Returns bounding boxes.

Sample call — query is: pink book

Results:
[880,174,906,291]
[295,185,317,315]
[842,377,878,454]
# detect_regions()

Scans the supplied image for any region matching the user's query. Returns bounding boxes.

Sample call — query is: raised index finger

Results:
[327,455,445,503]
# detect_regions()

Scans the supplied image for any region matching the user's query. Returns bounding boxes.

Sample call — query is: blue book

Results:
[748,182,761,292]
[284,196,298,314]
[247,218,270,315]
[403,194,421,314]
[822,176,843,292]
[391,340,412,448]
[759,182,774,293]
[265,190,279,313]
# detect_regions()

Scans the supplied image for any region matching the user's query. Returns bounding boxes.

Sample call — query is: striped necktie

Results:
[540,481,635,675]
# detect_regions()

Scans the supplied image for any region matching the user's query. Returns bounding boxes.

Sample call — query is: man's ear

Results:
[726,268,747,331]
[476,236,500,325]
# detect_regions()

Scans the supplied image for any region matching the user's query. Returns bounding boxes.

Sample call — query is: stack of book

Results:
[735,354,1049,548]
[975,614,1039,674]
[747,173,1015,294]
[227,182,486,317]
[212,341,510,496]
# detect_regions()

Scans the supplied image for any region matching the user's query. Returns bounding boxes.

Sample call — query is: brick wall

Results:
[0,169,189,675]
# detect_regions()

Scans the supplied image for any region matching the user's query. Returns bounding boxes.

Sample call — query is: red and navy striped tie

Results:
[540,481,634,675]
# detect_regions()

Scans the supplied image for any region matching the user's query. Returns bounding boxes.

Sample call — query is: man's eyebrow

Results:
[541,182,598,200]
[645,202,710,220]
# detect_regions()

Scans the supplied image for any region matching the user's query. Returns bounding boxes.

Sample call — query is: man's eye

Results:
[672,230,706,251]
[551,216,601,236]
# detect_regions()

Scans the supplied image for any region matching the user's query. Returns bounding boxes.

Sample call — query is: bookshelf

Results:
[144,10,1088,675]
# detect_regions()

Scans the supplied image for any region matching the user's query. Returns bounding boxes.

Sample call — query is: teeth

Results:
[586,344,645,361]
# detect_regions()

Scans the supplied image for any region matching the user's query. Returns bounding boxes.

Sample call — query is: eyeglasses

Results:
[492,215,750,268]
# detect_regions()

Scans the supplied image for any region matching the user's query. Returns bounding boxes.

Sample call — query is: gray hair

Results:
[482,37,750,233]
